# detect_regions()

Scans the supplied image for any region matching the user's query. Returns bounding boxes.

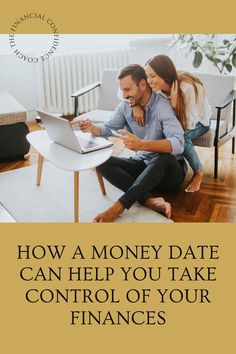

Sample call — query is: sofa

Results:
[0,90,30,160]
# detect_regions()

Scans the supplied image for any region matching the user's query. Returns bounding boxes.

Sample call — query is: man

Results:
[73,64,186,222]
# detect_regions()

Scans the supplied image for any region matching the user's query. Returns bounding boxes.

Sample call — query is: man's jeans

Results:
[97,154,186,210]
[184,122,210,173]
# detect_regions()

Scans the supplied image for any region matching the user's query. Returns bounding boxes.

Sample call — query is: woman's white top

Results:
[180,81,212,130]
[159,81,212,130]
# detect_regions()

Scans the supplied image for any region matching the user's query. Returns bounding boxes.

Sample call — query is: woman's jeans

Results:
[184,122,210,173]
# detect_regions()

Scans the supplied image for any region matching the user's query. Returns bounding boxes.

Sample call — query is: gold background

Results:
[1,1,236,353]
[1,224,235,353]
[0,0,236,33]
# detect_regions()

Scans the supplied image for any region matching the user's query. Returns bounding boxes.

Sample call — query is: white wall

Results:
[129,36,173,64]
[0,35,175,119]
[0,55,41,118]
[0,34,231,119]
[0,34,170,54]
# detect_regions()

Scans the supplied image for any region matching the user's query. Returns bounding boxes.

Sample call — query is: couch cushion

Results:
[0,91,27,126]
[74,109,113,123]
[96,69,121,111]
[192,119,227,147]
[195,72,235,124]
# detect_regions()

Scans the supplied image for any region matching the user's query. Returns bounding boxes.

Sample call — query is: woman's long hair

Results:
[146,54,204,131]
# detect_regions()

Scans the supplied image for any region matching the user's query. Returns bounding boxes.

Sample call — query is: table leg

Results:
[95,168,106,195]
[74,171,79,223]
[36,154,44,186]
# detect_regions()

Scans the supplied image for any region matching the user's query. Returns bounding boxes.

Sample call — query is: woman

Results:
[133,54,211,192]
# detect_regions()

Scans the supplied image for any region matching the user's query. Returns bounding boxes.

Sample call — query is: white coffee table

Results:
[27,130,113,222]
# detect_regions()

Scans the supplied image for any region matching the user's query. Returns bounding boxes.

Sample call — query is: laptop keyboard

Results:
[76,136,99,149]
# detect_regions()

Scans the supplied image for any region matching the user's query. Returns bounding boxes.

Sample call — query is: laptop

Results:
[37,110,113,154]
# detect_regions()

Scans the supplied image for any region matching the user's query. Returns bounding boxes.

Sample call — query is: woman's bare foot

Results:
[93,201,125,222]
[185,171,203,192]
[144,197,171,218]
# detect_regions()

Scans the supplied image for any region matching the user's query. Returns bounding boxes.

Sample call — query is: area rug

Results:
[0,163,172,223]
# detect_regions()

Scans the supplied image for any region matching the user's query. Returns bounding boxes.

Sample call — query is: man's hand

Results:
[71,118,101,136]
[132,105,145,126]
[170,80,178,109]
[118,130,143,151]
[119,130,172,153]
[71,118,93,132]
[79,118,94,132]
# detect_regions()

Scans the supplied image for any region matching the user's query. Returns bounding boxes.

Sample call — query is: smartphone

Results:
[110,129,123,138]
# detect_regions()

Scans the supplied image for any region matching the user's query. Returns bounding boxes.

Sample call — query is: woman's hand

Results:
[170,80,178,109]
[132,105,145,126]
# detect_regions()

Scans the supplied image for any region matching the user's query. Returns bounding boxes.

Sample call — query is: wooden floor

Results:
[163,141,236,222]
[0,122,236,222]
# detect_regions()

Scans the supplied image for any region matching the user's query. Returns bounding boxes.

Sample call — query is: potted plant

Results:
[171,34,236,74]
